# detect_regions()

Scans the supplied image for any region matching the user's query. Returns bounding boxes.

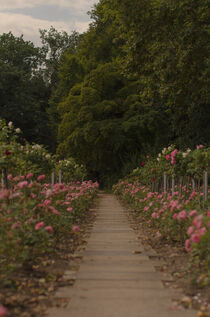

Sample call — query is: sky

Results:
[0,0,99,46]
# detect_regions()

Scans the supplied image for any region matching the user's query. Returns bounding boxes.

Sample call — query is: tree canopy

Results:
[0,0,209,186]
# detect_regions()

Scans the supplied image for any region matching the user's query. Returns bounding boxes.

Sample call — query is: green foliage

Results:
[0,32,52,146]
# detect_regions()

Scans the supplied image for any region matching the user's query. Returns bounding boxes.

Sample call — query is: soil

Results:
[127,208,210,317]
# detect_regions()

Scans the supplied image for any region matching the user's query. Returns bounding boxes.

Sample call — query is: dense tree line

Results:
[0,0,209,186]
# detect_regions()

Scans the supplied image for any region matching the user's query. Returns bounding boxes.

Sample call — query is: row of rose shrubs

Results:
[131,145,209,186]
[113,145,209,285]
[0,174,99,278]
[0,119,87,182]
[114,179,210,284]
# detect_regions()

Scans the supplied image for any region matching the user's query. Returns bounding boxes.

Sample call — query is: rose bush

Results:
[0,175,99,278]
[113,145,210,285]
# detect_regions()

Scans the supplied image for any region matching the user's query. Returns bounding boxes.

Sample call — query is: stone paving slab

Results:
[48,299,196,317]
[76,271,173,281]
[78,264,156,273]
[47,194,197,317]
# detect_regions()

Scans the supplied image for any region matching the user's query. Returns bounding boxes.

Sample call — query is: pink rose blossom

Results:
[0,305,7,316]
[187,226,194,236]
[172,213,177,219]
[7,174,13,180]
[171,149,178,157]
[37,174,46,181]
[26,173,33,179]
[192,215,203,228]
[185,239,191,252]
[199,227,207,236]
[17,181,28,189]
[191,233,200,243]
[45,226,53,233]
[72,225,80,233]
[171,157,175,165]
[207,211,210,218]
[177,210,188,221]
[152,212,159,219]
[35,222,45,230]
[43,199,51,206]
[189,210,197,217]
[207,222,210,228]
[196,144,204,149]
[67,207,72,212]
[165,154,170,160]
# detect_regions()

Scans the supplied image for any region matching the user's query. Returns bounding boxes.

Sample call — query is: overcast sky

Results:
[0,0,99,45]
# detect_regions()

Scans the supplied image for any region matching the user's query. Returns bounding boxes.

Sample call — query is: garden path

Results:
[47,193,197,317]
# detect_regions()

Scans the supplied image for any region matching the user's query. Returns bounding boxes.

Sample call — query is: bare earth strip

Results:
[47,194,197,317]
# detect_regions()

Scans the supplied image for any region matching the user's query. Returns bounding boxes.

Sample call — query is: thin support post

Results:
[163,174,167,193]
[204,171,208,201]
[1,170,4,187]
[51,171,55,187]
[172,176,175,196]
[192,178,195,190]
[59,170,62,184]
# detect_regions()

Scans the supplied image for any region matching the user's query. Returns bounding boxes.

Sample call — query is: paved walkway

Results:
[47,194,196,317]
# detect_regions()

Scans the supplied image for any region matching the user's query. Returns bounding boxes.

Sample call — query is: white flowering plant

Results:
[55,158,87,182]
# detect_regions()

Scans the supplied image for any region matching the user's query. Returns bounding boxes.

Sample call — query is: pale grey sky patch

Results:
[0,0,99,45]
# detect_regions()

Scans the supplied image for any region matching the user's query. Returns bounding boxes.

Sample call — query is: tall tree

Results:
[0,32,52,145]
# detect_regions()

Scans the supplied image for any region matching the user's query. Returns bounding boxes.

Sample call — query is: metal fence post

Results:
[51,171,55,187]
[172,176,175,195]
[204,171,208,201]
[163,174,167,193]
[59,170,62,184]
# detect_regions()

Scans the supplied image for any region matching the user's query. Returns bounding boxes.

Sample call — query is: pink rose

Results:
[196,144,204,149]
[171,157,175,165]
[7,174,13,180]
[17,181,28,189]
[185,239,191,252]
[177,210,188,221]
[72,225,80,233]
[67,207,72,212]
[199,227,207,236]
[37,174,46,181]
[0,305,7,316]
[187,226,194,236]
[165,154,170,160]
[189,210,197,217]
[171,149,178,157]
[26,173,33,179]
[45,226,53,233]
[43,199,51,206]
[192,215,203,228]
[191,233,200,243]
[35,222,45,230]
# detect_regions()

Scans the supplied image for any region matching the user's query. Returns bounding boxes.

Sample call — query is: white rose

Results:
[8,121,13,128]
[16,128,21,133]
